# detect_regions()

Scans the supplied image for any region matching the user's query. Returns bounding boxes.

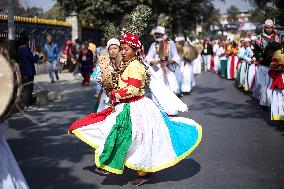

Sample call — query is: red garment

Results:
[268,70,284,90]
[68,107,113,133]
[210,56,214,71]
[230,55,235,79]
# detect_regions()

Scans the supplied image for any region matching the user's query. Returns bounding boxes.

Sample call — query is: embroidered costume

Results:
[68,33,202,175]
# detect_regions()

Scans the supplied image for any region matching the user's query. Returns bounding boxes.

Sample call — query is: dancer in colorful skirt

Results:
[217,41,227,78]
[244,36,261,92]
[237,38,253,88]
[251,35,263,99]
[269,49,284,120]
[255,19,280,108]
[235,38,245,85]
[226,40,238,80]
[68,32,202,186]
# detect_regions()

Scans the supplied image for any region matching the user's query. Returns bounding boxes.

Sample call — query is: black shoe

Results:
[95,168,110,175]
[51,80,55,83]
[129,173,152,186]
[56,76,59,80]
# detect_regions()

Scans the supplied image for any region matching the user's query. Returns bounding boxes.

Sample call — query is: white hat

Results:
[154,26,166,35]
[265,19,275,28]
[250,35,257,41]
[244,38,251,42]
[107,38,120,49]
[175,36,185,42]
[240,37,245,41]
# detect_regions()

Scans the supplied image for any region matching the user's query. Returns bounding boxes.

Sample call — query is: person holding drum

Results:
[17,34,42,112]
[0,42,30,189]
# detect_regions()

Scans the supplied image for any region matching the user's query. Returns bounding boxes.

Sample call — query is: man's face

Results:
[265,27,273,35]
[47,35,52,43]
[154,33,163,42]
[178,41,185,46]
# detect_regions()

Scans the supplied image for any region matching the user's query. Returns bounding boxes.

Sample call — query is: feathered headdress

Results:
[104,23,120,41]
[157,13,171,28]
[122,5,152,37]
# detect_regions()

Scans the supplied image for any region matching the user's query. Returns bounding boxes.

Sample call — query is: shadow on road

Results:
[86,158,201,186]
[7,80,99,189]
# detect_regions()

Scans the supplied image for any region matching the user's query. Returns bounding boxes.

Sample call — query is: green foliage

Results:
[123,5,152,37]
[57,0,221,35]
[0,0,35,16]
[157,13,171,28]
[247,0,284,25]
[42,3,65,20]
[226,5,240,23]
[104,23,120,41]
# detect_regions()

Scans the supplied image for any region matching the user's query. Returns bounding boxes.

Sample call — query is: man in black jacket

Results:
[17,34,41,112]
[202,39,213,72]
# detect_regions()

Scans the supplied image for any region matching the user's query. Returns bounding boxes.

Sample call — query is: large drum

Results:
[0,46,22,122]
[98,55,115,93]
[183,45,198,61]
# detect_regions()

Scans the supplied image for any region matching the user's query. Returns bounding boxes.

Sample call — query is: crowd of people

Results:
[197,19,283,121]
[10,12,284,187]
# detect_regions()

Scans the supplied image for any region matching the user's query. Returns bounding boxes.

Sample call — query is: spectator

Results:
[43,34,60,83]
[78,41,94,86]
[17,34,41,112]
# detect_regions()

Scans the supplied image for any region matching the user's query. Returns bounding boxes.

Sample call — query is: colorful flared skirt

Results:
[220,60,227,78]
[68,97,202,174]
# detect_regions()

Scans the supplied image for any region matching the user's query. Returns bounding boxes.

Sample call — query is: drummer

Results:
[17,34,42,112]
[0,43,30,189]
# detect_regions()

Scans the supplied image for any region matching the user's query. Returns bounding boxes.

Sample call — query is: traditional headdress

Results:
[107,38,120,49]
[120,33,142,50]
[175,36,185,42]
[265,19,275,28]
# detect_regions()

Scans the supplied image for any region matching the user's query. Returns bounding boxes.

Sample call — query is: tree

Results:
[226,5,239,23]
[0,0,26,15]
[247,0,284,25]
[57,0,221,36]
[23,7,44,18]
[42,3,65,20]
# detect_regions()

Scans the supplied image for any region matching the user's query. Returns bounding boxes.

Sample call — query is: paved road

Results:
[7,72,284,189]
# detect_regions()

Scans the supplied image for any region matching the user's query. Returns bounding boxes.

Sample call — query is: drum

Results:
[0,47,22,122]
[183,45,198,61]
[98,55,115,93]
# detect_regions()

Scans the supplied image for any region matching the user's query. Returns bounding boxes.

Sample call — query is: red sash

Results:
[230,55,235,79]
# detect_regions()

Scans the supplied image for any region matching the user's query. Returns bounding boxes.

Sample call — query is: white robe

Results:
[148,66,188,116]
[0,121,29,189]
[146,40,181,94]
[181,59,195,93]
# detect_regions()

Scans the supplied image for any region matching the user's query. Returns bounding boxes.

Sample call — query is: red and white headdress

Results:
[120,33,142,50]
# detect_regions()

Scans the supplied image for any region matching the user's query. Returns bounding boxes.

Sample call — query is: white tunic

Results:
[146,40,181,94]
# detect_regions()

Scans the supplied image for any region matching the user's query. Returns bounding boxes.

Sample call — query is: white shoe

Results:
[24,106,37,112]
